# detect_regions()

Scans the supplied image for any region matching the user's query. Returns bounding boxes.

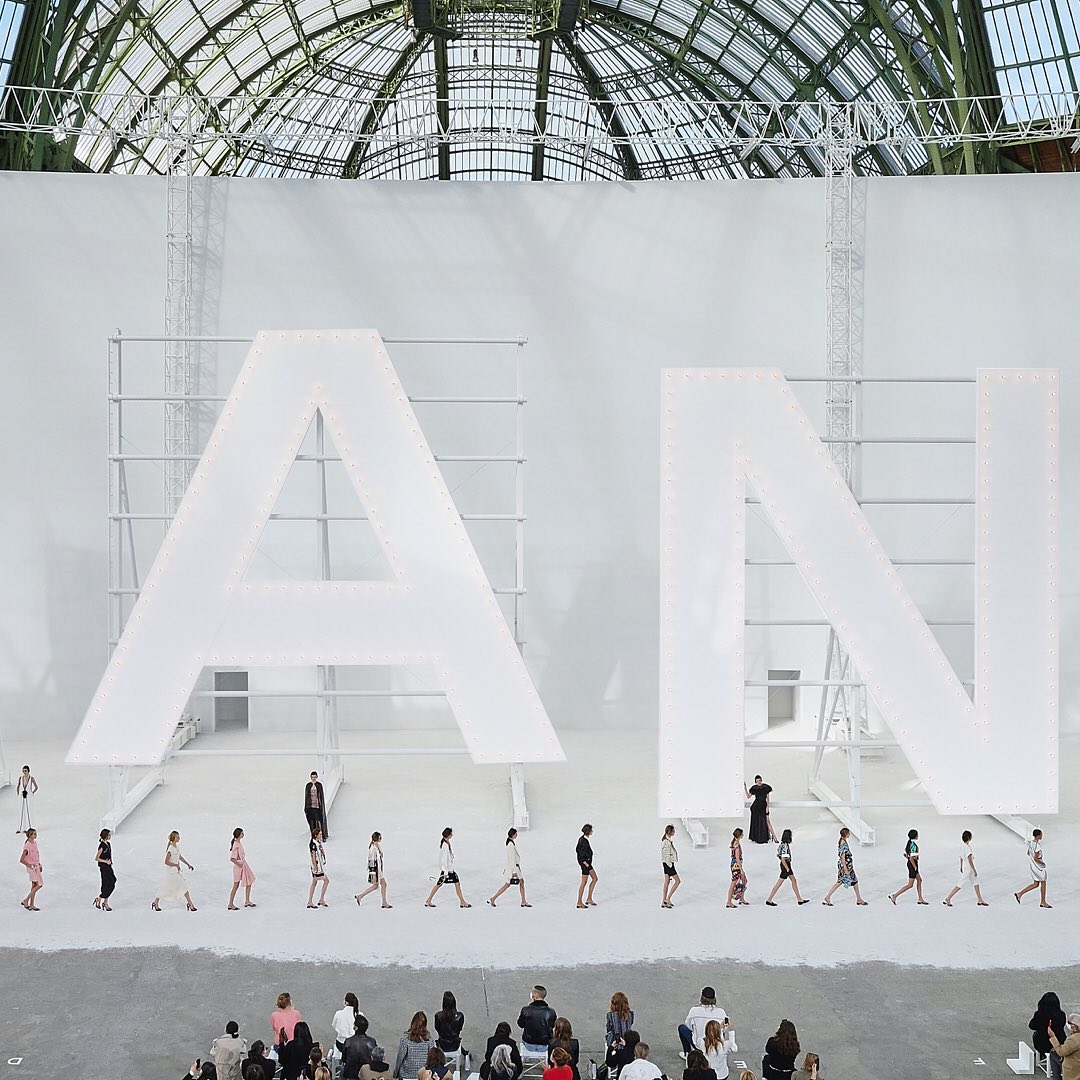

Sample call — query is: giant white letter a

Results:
[69,330,565,767]
[660,368,1058,818]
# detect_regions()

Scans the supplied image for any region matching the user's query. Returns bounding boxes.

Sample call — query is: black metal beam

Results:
[531,36,553,180]
[433,34,451,178]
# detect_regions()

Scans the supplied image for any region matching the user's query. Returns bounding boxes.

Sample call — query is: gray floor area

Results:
[1,950,1071,1079]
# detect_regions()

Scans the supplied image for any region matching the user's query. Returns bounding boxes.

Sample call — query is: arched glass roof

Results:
[1,0,1077,177]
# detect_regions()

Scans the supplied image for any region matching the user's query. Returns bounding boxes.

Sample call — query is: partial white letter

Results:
[69,331,564,767]
[660,368,1057,816]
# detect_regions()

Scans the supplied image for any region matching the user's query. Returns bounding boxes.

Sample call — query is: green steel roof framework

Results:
[0,0,1076,177]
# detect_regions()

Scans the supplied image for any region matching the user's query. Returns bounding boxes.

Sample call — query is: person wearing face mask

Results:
[1049,1015,1080,1080]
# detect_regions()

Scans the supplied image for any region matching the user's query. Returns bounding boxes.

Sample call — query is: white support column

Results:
[510,341,530,828]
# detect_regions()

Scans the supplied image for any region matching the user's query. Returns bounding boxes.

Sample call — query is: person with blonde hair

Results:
[152,829,196,911]
[314,1068,333,1080]
[19,827,43,911]
[605,992,634,1050]
[739,1072,758,1080]
[661,825,681,909]
[270,992,303,1044]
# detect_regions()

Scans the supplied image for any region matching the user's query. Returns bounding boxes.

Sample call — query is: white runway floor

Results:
[0,729,1074,970]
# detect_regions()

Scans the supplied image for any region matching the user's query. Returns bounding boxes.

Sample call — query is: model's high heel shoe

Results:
[102,902,112,911]
[186,901,198,911]
[93,897,102,909]
[151,900,161,911]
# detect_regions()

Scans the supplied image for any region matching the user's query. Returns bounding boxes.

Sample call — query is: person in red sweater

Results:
[543,1047,574,1080]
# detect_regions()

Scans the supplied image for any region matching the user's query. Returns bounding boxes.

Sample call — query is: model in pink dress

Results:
[19,828,43,910]
[228,827,256,910]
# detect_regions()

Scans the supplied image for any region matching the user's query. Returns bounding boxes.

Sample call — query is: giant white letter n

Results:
[69,331,564,767]
[660,368,1058,817]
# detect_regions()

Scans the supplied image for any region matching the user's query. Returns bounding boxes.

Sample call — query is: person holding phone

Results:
[1048,1013,1080,1080]
[792,1053,819,1080]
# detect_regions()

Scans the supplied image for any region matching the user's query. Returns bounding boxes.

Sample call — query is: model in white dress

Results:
[424,827,471,908]
[487,828,530,907]
[943,830,988,906]
[153,832,197,910]
[1015,828,1051,907]
[354,831,392,908]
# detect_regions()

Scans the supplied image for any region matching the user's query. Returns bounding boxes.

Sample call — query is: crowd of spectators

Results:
[179,981,828,1080]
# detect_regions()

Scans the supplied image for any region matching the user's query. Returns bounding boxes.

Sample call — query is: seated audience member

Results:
[345,1016,378,1079]
[244,1041,276,1080]
[395,1013,435,1080]
[617,1044,662,1080]
[482,1025,524,1080]
[212,1021,248,1080]
[702,1019,737,1080]
[487,1044,520,1080]
[361,1047,392,1080]
[791,1054,818,1080]
[334,995,365,1059]
[679,988,727,1058]
[419,1047,451,1080]
[548,1018,581,1080]
[183,1063,218,1080]
[606,994,635,1052]
[304,1046,325,1080]
[606,1030,641,1080]
[739,1073,758,1080]
[543,1047,575,1080]
[272,995,304,1045]
[518,986,557,1054]
[314,1070,332,1080]
[245,1070,266,1080]
[279,1022,315,1080]
[435,992,466,1055]
[682,1049,717,1080]
[761,1022,799,1080]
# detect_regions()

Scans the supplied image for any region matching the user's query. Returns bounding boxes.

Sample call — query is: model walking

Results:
[489,827,531,907]
[304,771,330,840]
[307,825,330,908]
[152,830,197,911]
[823,827,867,906]
[576,824,597,908]
[889,829,927,905]
[744,775,776,844]
[425,827,471,908]
[15,765,38,834]
[355,830,393,908]
[19,827,43,910]
[228,827,256,910]
[725,828,748,907]
[661,824,681,908]
[1015,828,1051,908]
[93,828,116,911]
[766,829,810,906]
[944,830,989,906]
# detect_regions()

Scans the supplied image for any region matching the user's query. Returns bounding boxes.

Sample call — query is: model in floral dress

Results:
[823,827,868,906]
[725,828,749,907]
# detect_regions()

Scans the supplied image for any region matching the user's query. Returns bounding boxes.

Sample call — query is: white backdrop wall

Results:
[1,171,1078,741]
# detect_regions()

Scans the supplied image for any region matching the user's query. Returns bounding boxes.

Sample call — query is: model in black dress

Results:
[575,824,597,908]
[94,828,116,910]
[745,775,776,844]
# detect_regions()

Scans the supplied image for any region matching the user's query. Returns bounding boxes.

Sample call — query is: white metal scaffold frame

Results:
[104,332,533,831]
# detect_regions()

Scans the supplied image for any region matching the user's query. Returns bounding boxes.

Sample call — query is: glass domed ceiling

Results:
[1,0,1077,178]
